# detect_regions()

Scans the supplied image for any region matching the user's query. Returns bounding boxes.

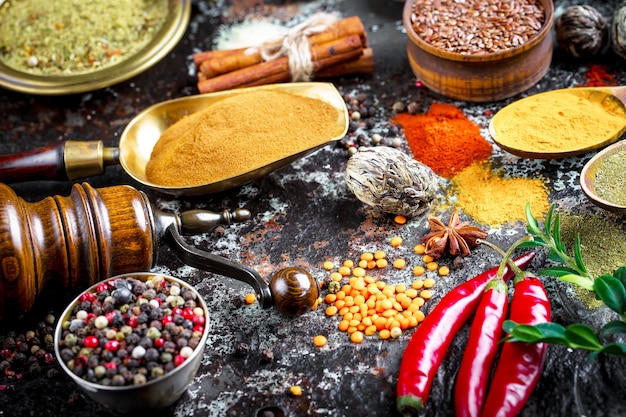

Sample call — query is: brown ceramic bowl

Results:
[403,0,554,102]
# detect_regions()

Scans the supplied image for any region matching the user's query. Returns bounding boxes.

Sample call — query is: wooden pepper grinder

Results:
[0,182,319,320]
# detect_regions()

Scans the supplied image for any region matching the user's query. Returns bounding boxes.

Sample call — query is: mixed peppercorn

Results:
[56,275,207,387]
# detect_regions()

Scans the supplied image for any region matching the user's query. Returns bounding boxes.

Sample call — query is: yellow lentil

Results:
[412,265,426,276]
[390,236,403,247]
[290,385,303,396]
[393,258,406,269]
[438,265,450,276]
[323,261,335,270]
[330,271,343,282]
[414,243,426,254]
[313,335,328,347]
[424,277,436,288]
[244,293,257,304]
[394,215,407,224]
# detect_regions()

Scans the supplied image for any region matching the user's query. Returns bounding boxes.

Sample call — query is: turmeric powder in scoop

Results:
[145,90,341,187]
[490,88,626,158]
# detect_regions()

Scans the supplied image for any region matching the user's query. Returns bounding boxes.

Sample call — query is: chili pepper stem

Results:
[477,237,534,284]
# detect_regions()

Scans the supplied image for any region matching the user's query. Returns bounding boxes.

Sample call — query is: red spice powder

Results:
[582,64,617,87]
[392,103,493,178]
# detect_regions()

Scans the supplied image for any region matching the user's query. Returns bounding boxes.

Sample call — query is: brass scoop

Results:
[489,86,626,159]
[0,182,319,321]
[0,82,348,195]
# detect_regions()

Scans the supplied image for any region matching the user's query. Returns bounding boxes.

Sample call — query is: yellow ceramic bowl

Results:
[403,0,554,102]
[0,0,190,95]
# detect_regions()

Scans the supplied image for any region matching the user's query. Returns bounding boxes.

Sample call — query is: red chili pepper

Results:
[454,275,509,417]
[396,252,535,416]
[480,273,551,417]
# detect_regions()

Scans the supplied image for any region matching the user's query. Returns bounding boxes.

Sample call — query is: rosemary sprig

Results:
[504,203,626,359]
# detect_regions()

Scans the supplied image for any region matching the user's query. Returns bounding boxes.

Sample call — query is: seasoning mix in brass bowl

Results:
[580,139,626,214]
[0,0,191,95]
[402,0,554,102]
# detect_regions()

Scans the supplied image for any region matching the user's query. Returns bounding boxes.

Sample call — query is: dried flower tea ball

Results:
[555,5,607,58]
[345,147,441,218]
[612,3,626,60]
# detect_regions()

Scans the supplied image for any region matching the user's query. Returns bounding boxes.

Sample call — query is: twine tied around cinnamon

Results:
[260,12,339,82]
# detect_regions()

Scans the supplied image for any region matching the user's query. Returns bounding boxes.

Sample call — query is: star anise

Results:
[421,210,488,258]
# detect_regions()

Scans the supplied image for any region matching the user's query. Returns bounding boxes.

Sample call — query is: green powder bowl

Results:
[580,139,626,214]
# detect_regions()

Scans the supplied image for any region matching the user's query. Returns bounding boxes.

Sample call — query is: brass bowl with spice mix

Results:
[402,0,554,102]
[54,272,209,413]
[0,0,191,95]
[580,139,626,214]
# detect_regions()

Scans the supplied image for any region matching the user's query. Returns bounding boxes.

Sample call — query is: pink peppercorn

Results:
[182,308,195,320]
[174,355,186,367]
[79,292,95,302]
[83,335,99,348]
[104,340,119,352]
[192,315,205,326]
[162,315,174,326]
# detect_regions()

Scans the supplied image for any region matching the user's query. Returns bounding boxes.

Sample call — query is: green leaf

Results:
[573,235,588,275]
[540,266,580,277]
[543,204,555,236]
[518,240,543,249]
[590,343,626,360]
[552,213,563,250]
[600,320,626,338]
[564,324,603,350]
[594,275,626,315]
[525,203,542,236]
[547,248,567,264]
[559,273,595,291]
[613,266,626,287]
[503,321,569,345]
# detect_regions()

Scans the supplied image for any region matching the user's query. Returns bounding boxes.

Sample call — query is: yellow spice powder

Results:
[491,89,626,153]
[450,161,550,227]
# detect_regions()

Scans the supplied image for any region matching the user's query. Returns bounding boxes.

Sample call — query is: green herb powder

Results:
[0,0,168,75]
[594,148,626,206]
[559,212,626,308]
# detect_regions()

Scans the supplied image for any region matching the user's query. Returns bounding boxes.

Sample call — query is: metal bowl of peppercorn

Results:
[402,0,554,102]
[54,272,209,413]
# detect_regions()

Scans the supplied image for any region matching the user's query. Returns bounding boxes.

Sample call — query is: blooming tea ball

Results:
[345,147,441,218]
[612,3,626,60]
[555,5,607,58]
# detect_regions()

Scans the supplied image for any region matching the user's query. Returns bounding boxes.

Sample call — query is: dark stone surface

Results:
[0,1,625,416]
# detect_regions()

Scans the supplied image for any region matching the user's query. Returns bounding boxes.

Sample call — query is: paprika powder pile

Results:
[392,103,493,178]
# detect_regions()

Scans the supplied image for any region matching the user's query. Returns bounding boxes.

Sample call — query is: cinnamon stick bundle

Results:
[194,16,375,94]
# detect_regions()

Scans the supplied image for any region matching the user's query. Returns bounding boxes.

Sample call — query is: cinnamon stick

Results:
[197,34,365,94]
[315,47,375,78]
[194,16,368,79]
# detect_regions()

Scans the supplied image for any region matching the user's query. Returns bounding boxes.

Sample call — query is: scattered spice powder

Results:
[558,212,626,308]
[582,64,618,87]
[450,161,550,227]
[146,90,341,187]
[392,103,493,178]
